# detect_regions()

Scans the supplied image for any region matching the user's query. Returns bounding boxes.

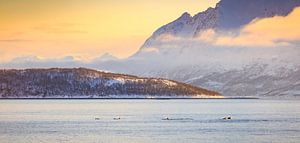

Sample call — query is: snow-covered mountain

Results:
[96,0,300,98]
[96,53,118,62]
[0,68,220,98]
[139,0,300,50]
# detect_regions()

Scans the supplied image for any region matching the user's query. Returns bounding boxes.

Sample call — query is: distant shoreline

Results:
[0,97,259,100]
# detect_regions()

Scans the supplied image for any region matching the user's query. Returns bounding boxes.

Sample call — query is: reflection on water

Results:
[0,99,299,143]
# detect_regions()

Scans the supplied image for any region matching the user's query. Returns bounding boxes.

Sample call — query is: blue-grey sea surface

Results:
[0,99,299,143]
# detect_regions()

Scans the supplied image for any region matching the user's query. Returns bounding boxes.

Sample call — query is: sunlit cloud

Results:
[196,29,216,43]
[214,7,300,47]
[0,39,32,42]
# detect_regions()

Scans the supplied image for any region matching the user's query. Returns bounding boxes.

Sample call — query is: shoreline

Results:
[0,97,259,100]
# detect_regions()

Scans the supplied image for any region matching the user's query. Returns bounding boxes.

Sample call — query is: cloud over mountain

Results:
[140,6,300,49]
[214,7,300,47]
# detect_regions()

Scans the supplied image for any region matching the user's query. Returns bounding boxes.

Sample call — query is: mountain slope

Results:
[0,68,221,98]
[96,0,300,98]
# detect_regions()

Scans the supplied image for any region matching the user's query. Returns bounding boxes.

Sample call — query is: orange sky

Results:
[0,0,219,62]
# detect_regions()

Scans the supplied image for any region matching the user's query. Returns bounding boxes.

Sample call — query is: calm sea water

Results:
[0,99,299,143]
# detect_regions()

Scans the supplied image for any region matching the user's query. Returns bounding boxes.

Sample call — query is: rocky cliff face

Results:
[0,68,220,98]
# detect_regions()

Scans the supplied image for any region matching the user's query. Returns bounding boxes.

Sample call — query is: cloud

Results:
[0,39,32,42]
[155,34,183,42]
[214,7,300,47]
[140,47,160,53]
[196,29,216,43]
[0,54,122,69]
[0,55,85,69]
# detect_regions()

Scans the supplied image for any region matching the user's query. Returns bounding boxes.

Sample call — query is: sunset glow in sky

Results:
[0,0,219,62]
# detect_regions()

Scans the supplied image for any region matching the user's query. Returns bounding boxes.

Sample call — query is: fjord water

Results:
[0,99,299,143]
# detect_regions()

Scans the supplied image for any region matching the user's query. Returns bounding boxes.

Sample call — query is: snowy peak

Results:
[151,12,192,38]
[141,0,300,49]
[179,12,191,20]
[97,53,118,62]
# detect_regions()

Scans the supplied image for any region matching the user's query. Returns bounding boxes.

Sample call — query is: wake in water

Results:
[162,117,194,121]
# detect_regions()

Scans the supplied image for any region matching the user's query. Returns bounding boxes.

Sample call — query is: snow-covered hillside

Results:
[0,68,220,98]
